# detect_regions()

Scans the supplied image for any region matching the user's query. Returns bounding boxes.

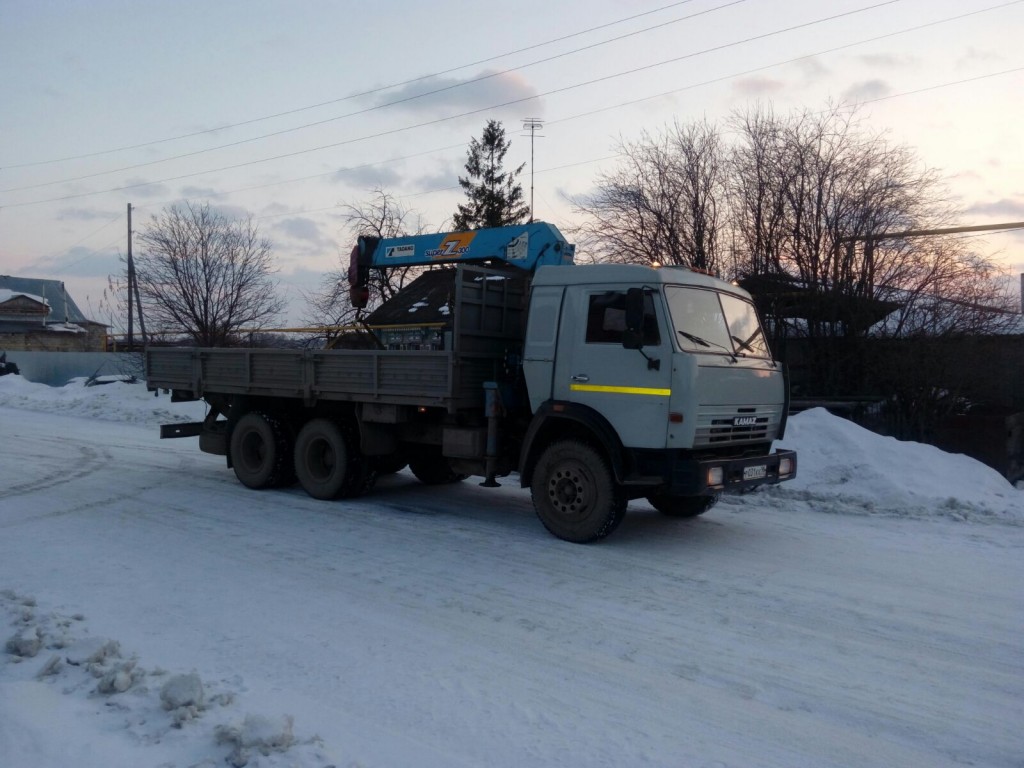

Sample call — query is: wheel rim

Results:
[547,462,592,521]
[239,429,267,471]
[305,437,338,482]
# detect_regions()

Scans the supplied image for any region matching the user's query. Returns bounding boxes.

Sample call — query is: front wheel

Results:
[646,493,719,518]
[530,440,626,543]
[294,418,371,500]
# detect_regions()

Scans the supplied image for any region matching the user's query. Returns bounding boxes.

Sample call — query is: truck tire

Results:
[408,451,467,485]
[294,418,370,500]
[646,493,719,518]
[530,440,626,543]
[373,454,408,476]
[229,411,293,490]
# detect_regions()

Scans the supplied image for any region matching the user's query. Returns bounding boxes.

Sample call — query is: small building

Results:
[0,276,107,352]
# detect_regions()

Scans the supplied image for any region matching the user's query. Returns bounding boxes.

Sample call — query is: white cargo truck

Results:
[146,222,795,542]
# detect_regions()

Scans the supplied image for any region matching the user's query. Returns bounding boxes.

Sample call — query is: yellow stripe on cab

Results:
[570,383,672,397]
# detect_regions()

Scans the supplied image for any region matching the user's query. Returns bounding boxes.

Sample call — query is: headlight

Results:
[707,466,724,487]
[779,457,793,476]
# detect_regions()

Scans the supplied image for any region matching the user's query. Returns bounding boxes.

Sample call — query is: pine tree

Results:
[452,120,530,230]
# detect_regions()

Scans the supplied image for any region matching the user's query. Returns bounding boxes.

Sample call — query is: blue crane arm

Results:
[348,222,575,307]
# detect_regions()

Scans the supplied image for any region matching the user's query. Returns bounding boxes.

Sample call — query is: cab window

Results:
[586,291,660,345]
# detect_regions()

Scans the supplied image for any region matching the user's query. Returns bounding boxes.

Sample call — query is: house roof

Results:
[0,289,49,307]
[0,276,92,324]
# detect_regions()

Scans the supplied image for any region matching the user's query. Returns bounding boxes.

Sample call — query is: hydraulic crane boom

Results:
[348,221,575,307]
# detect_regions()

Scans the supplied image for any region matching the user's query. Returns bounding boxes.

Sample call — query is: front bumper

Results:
[690,448,797,494]
[629,447,797,496]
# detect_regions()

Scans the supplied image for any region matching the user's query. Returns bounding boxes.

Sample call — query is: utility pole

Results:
[127,203,134,350]
[125,203,149,351]
[522,118,543,222]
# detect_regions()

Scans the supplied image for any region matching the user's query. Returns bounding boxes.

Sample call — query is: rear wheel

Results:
[531,440,626,543]
[646,493,719,518]
[409,450,467,485]
[294,418,370,500]
[229,411,292,490]
[373,454,409,476]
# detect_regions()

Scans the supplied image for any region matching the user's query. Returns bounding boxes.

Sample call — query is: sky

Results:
[1,0,1022,328]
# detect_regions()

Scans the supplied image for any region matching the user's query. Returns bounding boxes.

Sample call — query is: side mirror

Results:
[623,287,645,349]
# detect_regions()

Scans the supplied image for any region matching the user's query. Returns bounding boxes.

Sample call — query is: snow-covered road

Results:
[1,378,1022,767]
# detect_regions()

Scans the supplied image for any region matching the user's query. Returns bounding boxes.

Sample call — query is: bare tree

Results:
[135,202,284,346]
[305,188,430,346]
[571,119,725,273]
[726,104,1017,337]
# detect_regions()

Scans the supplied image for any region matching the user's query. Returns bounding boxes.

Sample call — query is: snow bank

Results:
[774,408,1022,522]
[0,373,206,426]
[0,590,330,768]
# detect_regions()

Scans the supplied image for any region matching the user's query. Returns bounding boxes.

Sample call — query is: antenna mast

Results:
[522,118,544,222]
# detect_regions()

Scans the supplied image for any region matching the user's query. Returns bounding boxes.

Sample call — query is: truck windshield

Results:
[665,286,770,358]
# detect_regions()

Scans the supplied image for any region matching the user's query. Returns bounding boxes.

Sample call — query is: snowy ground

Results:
[0,374,1021,768]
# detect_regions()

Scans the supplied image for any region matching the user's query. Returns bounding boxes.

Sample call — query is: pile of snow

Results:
[1,590,327,767]
[773,407,1022,522]
[0,373,205,426]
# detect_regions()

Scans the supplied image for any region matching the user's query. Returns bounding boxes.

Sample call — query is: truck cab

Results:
[519,263,794,541]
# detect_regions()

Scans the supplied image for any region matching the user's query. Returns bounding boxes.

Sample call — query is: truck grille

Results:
[694,406,781,448]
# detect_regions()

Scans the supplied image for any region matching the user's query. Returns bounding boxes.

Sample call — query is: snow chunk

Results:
[160,672,204,710]
[95,659,142,694]
[5,626,42,658]
[217,714,295,766]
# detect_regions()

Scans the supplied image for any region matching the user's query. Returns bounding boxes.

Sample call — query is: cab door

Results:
[553,286,672,449]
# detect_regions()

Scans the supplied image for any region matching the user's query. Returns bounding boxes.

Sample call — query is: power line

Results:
[0,0,707,170]
[1,0,911,208]
[60,51,1024,269]
[546,2,1024,128]
[1,0,750,193]
[259,61,1024,217]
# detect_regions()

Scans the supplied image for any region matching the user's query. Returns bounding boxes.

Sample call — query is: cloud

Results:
[178,185,219,199]
[259,202,291,218]
[732,77,785,96]
[794,57,829,80]
[274,216,328,246]
[957,47,1003,67]
[841,79,891,103]
[965,198,1024,219]
[858,54,914,69]
[412,164,459,193]
[332,164,403,189]
[30,245,124,279]
[362,70,539,116]
[122,177,172,199]
[56,207,117,222]
[207,202,252,221]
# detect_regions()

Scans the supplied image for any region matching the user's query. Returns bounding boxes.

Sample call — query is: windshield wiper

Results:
[678,330,711,347]
[678,330,736,360]
[730,335,753,355]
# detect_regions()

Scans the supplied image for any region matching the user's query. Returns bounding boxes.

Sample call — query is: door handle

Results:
[571,374,590,383]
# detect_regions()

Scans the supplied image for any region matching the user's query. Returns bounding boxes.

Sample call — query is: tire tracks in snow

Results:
[0,440,109,501]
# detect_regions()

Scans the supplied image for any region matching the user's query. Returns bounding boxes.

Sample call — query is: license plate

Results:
[743,464,767,481]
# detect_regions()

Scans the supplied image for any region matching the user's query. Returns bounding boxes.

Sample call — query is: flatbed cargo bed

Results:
[146,347,488,409]
[145,264,529,412]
